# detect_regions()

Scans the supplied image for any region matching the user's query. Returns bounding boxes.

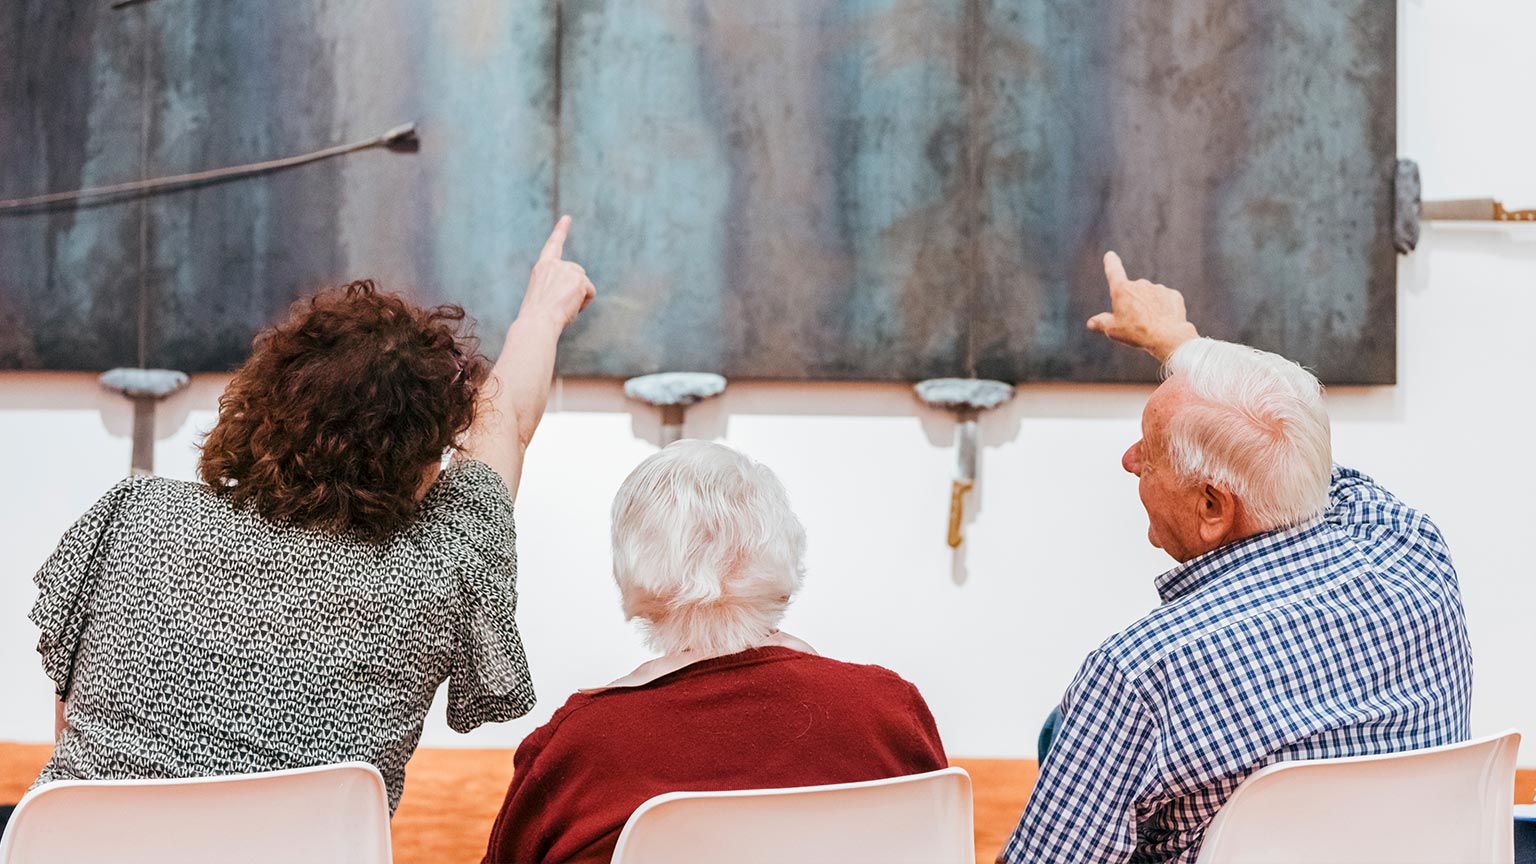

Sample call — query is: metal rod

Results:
[1422,198,1536,222]
[0,123,418,211]
[130,397,156,475]
[551,0,565,222]
[135,0,152,367]
[659,404,686,446]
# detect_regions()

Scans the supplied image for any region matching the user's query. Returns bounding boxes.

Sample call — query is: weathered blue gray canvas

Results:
[0,0,1395,383]
[0,0,557,372]
[968,0,1396,383]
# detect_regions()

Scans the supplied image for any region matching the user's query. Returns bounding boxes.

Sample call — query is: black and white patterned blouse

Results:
[28,459,534,812]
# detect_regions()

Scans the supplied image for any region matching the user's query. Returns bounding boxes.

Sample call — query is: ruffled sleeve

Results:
[416,458,536,731]
[30,476,148,696]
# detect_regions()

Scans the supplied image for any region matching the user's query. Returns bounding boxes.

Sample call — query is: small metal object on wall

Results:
[623,372,727,446]
[99,368,189,475]
[1422,199,1536,222]
[1395,160,1422,254]
[1392,157,1534,254]
[915,378,1014,548]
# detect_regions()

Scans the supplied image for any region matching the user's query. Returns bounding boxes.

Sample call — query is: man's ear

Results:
[1197,482,1239,545]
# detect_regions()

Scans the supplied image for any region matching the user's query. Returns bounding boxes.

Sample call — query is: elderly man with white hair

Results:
[1000,254,1473,863]
[483,440,947,864]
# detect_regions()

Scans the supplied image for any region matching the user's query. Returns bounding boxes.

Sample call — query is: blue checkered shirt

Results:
[1001,466,1473,863]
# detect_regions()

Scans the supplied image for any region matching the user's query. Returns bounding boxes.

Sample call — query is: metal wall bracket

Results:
[1395,157,1536,255]
[1395,159,1421,254]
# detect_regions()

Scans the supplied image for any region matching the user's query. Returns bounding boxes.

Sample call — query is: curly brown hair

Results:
[199,280,491,543]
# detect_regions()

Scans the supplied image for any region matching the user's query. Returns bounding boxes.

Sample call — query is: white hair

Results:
[1161,338,1332,532]
[611,440,807,657]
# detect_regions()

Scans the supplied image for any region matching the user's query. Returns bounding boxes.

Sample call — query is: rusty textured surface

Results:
[966,0,1397,383]
[556,1,972,380]
[0,0,1394,382]
[1,0,557,372]
[0,3,144,370]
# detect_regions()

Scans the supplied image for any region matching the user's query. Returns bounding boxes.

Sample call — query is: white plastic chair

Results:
[610,767,975,864]
[0,761,392,864]
[1195,729,1522,864]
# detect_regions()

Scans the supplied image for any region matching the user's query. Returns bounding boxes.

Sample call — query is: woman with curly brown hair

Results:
[20,217,594,815]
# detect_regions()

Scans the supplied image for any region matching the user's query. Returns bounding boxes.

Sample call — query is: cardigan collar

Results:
[580,631,818,693]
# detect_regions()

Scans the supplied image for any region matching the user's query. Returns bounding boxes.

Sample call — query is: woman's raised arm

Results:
[459,215,595,500]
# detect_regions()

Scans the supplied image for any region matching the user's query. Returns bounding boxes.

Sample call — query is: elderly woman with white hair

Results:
[482,440,947,864]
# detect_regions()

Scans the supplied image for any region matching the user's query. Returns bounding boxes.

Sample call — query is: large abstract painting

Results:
[0,0,1396,383]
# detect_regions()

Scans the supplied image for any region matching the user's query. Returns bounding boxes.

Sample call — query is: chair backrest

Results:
[0,761,392,864]
[610,767,975,864]
[1195,729,1522,864]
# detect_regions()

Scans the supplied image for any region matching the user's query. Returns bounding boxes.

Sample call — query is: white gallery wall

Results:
[2,0,1534,764]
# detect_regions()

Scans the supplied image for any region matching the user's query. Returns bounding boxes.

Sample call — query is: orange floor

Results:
[3,743,1531,864]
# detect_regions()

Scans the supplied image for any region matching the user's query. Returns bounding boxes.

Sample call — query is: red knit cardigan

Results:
[482,646,948,864]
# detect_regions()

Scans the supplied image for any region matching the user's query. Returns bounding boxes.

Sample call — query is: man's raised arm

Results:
[1086,251,1413,531]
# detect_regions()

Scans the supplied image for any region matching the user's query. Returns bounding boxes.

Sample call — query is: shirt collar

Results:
[1154,517,1327,603]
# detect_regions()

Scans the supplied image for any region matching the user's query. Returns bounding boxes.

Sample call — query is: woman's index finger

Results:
[540,215,572,261]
